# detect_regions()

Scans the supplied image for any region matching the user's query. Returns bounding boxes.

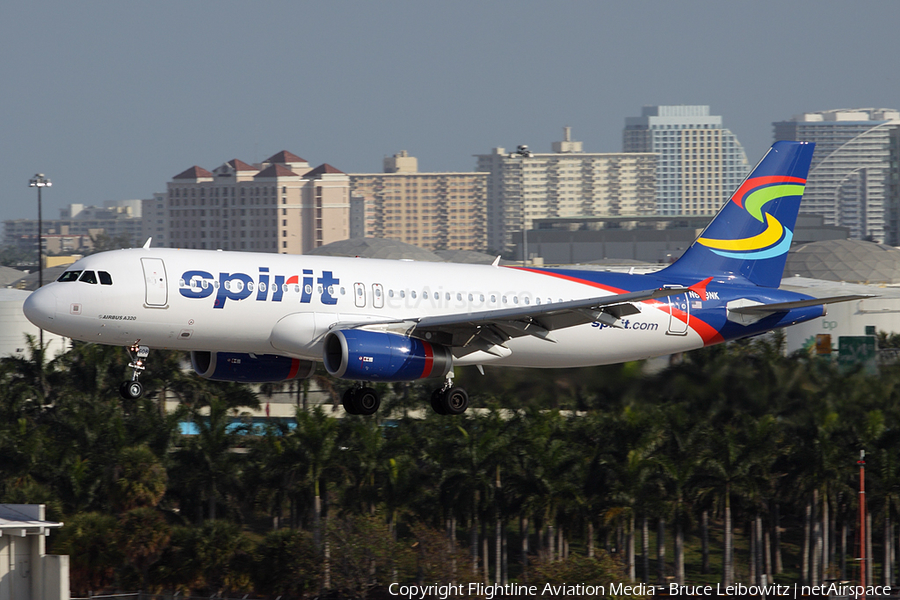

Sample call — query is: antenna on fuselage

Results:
[142,237,152,249]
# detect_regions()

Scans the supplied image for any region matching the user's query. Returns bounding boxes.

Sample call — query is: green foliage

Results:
[53,512,121,595]
[0,244,33,267]
[7,334,900,594]
[327,513,416,597]
[115,507,172,589]
[530,552,642,599]
[111,445,167,511]
[156,521,254,595]
[253,528,320,598]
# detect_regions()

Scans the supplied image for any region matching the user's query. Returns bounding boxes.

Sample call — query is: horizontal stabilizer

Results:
[728,294,873,315]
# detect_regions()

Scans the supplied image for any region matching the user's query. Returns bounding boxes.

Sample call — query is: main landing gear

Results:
[120,343,149,400]
[340,377,470,417]
[342,386,380,416]
[430,370,469,415]
[430,384,469,415]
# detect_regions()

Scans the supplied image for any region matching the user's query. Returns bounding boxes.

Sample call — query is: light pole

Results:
[29,173,51,349]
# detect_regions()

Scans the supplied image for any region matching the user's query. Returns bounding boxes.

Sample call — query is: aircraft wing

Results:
[334,286,689,357]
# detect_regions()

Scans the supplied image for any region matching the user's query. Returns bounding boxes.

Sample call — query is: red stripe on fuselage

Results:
[508,267,724,345]
[288,358,301,380]
[421,342,434,379]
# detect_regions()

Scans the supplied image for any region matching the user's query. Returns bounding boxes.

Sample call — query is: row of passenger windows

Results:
[57,270,113,285]
[180,277,563,306]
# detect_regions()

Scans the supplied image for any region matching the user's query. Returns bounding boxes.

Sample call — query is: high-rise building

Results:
[165,151,350,253]
[774,109,900,244]
[349,152,487,251]
[476,128,657,254]
[623,105,749,216]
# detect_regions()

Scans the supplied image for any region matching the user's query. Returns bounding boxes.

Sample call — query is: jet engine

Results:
[323,329,452,382]
[191,351,316,383]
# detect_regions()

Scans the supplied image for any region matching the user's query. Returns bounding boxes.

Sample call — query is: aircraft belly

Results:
[495,318,703,368]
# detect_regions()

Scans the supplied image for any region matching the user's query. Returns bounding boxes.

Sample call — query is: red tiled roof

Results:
[173,166,213,179]
[255,164,298,178]
[304,163,345,177]
[266,150,307,164]
[227,159,256,171]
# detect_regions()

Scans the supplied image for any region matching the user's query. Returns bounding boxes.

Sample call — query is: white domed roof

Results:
[785,240,900,284]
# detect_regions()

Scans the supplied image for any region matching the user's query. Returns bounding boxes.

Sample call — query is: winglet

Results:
[142,237,153,249]
[688,277,713,301]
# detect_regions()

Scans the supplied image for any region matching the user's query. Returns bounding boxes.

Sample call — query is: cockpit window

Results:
[58,270,82,282]
[98,271,112,285]
[79,271,98,284]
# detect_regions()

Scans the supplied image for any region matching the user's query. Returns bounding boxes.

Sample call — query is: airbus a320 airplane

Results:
[24,141,864,415]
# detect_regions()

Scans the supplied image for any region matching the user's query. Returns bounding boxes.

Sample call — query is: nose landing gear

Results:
[120,343,149,400]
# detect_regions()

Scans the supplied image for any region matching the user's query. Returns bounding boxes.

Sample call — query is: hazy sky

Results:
[3,1,899,223]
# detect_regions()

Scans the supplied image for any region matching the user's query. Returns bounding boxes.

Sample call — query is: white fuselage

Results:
[24,248,705,368]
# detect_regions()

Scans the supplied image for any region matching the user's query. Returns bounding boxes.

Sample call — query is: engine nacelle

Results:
[191,351,316,383]
[323,329,452,382]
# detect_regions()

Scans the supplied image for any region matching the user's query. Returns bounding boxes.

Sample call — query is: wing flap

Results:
[411,287,688,353]
[323,287,689,358]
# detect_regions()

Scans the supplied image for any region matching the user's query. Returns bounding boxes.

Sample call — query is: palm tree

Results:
[438,410,509,581]
[174,396,249,521]
[293,403,340,586]
[655,402,706,584]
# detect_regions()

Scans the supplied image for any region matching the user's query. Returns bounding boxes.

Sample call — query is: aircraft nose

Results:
[23,287,58,329]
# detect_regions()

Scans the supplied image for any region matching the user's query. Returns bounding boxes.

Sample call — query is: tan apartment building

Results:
[476,128,657,253]
[166,151,350,254]
[349,151,487,251]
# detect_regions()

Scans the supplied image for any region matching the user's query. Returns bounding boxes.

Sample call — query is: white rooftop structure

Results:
[0,504,68,600]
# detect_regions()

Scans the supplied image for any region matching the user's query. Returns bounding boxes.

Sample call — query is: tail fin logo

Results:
[697,176,806,260]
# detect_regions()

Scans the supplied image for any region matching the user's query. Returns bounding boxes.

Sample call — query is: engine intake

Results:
[323,330,452,382]
[191,351,316,383]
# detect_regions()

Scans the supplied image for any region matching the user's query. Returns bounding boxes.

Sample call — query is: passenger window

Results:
[98,271,113,285]
[58,270,82,282]
[79,271,98,284]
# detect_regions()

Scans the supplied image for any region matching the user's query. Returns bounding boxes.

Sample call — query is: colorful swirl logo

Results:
[697,175,806,260]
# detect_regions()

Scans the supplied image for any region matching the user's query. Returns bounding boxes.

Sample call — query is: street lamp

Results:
[28,173,51,288]
[29,173,51,349]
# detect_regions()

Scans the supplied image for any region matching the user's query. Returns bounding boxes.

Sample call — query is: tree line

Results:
[0,333,897,598]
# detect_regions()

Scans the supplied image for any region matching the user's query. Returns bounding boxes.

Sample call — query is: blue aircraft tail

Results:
[659,140,815,288]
